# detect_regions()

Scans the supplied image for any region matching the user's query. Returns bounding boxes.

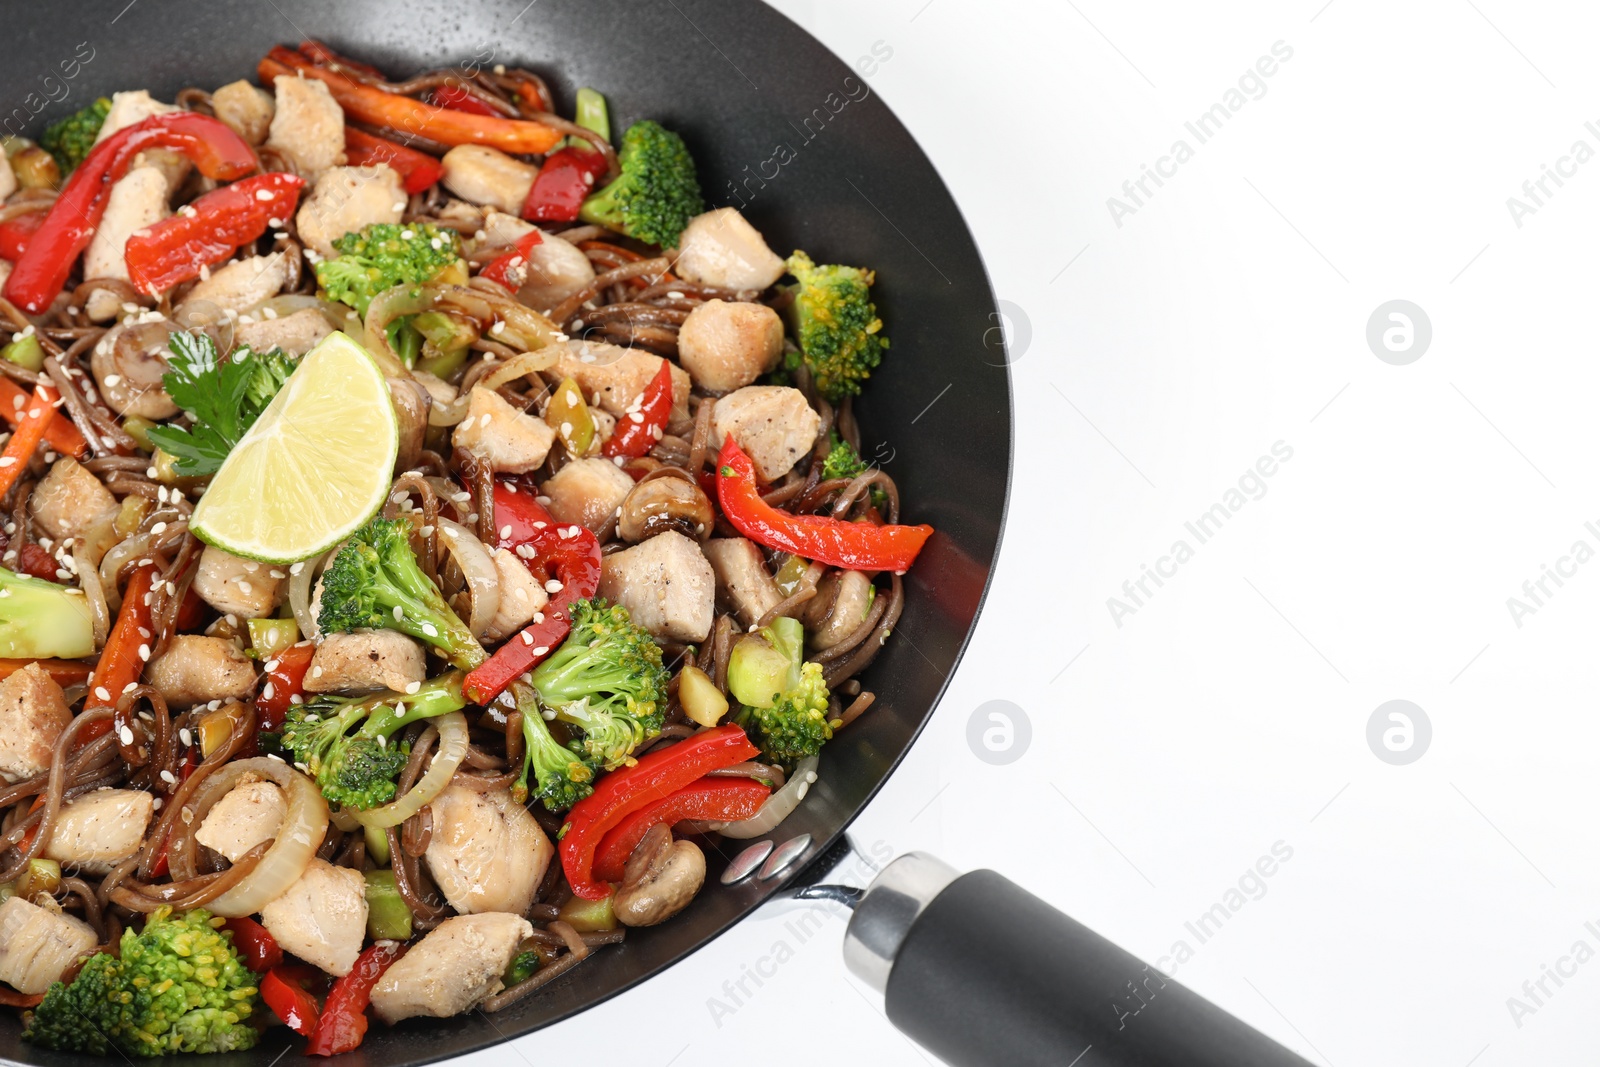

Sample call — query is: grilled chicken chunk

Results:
[598,530,714,643]
[440,146,538,214]
[424,784,553,916]
[211,79,275,145]
[677,299,784,394]
[192,545,285,620]
[0,897,97,995]
[195,776,286,862]
[0,663,72,785]
[83,167,168,300]
[711,385,822,481]
[295,164,405,259]
[265,75,346,179]
[480,549,550,644]
[304,631,426,693]
[43,789,153,872]
[674,208,786,291]
[180,253,289,315]
[30,457,118,545]
[145,636,257,707]
[451,387,556,474]
[234,307,333,356]
[370,913,534,1023]
[703,538,782,630]
[541,457,634,534]
[552,341,691,423]
[260,858,369,977]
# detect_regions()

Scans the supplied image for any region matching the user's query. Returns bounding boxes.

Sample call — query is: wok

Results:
[0,1,1011,1064]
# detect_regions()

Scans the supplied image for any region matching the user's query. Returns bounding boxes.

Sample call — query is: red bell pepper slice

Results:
[561,724,760,899]
[0,378,88,459]
[342,127,444,194]
[259,47,562,155]
[124,172,304,295]
[603,359,673,459]
[261,966,321,1037]
[477,229,543,291]
[80,563,158,742]
[521,146,609,223]
[223,916,283,973]
[593,776,771,882]
[3,112,257,314]
[305,940,406,1056]
[257,642,316,735]
[717,437,934,573]
[0,210,45,262]
[461,484,601,705]
[12,541,62,582]
[430,83,502,117]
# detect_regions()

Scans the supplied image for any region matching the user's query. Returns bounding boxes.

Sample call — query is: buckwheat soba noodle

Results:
[0,40,930,1057]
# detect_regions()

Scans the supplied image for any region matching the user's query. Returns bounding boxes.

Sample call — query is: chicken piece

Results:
[304,630,426,693]
[703,538,782,630]
[295,164,405,259]
[0,897,97,995]
[44,789,153,872]
[553,340,691,422]
[0,154,15,203]
[801,569,874,649]
[30,457,117,545]
[259,859,368,977]
[234,307,332,356]
[82,166,168,292]
[440,146,538,214]
[477,211,598,313]
[674,208,786,291]
[541,456,634,534]
[370,913,534,1023]
[94,90,179,143]
[424,785,553,916]
[711,386,822,482]
[89,320,179,418]
[481,549,549,643]
[192,545,284,620]
[145,636,257,708]
[677,299,784,394]
[266,75,346,179]
[212,79,275,145]
[180,253,288,315]
[452,386,555,474]
[195,776,286,863]
[0,663,71,784]
[598,530,714,642]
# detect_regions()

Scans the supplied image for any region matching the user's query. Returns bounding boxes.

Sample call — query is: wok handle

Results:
[841,854,1313,1067]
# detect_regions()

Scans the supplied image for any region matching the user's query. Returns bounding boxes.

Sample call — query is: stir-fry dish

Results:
[0,41,933,1057]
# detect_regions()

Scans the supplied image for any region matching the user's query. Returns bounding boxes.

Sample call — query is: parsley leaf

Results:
[144,331,297,477]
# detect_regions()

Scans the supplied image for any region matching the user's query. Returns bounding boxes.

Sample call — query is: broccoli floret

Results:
[511,681,597,812]
[531,598,668,770]
[0,566,94,659]
[314,222,461,317]
[783,250,888,403]
[24,907,259,1057]
[40,97,110,174]
[578,120,703,248]
[234,344,296,411]
[317,517,485,670]
[821,434,868,481]
[280,672,466,810]
[727,616,833,769]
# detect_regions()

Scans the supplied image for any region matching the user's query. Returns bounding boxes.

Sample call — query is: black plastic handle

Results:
[883,870,1314,1067]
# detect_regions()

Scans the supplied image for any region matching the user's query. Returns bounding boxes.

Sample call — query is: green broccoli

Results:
[0,566,94,659]
[40,97,110,174]
[24,906,259,1057]
[314,222,461,318]
[317,517,485,670]
[279,672,467,810]
[511,680,597,812]
[578,120,704,248]
[784,250,889,403]
[727,616,832,768]
[821,434,868,481]
[530,598,668,770]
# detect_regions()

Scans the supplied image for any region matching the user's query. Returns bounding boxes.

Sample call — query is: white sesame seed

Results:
[118,725,135,745]
[405,681,421,694]
[545,580,563,593]
[421,623,438,637]
[179,728,193,746]
[533,646,549,656]
[94,686,110,701]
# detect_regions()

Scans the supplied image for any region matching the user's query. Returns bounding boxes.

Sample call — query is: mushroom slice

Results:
[612,823,706,928]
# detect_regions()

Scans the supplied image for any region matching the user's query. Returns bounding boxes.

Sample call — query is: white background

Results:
[463,2,1600,1064]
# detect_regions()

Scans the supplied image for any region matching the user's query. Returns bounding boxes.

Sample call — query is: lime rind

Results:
[190,332,399,564]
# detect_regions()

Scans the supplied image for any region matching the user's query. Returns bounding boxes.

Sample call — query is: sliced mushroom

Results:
[90,319,179,420]
[612,823,705,928]
[617,471,714,543]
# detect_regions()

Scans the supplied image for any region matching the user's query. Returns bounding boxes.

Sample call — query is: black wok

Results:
[0,1,1010,1064]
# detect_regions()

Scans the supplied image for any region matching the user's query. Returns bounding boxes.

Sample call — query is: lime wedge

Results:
[191,331,398,563]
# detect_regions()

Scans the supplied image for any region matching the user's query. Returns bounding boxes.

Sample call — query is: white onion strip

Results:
[191,758,330,918]
[350,711,470,830]
[716,755,819,840]
[288,546,337,640]
[434,518,500,640]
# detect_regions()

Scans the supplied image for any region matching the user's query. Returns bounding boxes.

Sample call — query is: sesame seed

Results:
[533,646,549,656]
[179,728,193,746]
[500,524,512,539]
[94,686,110,701]
[545,579,563,593]
[421,623,438,637]
[118,725,135,745]
[521,632,533,645]
[405,681,421,694]
[262,682,275,700]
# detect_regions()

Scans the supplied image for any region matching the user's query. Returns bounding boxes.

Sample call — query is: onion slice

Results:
[436,518,500,639]
[179,758,330,918]
[350,711,470,829]
[716,755,818,840]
